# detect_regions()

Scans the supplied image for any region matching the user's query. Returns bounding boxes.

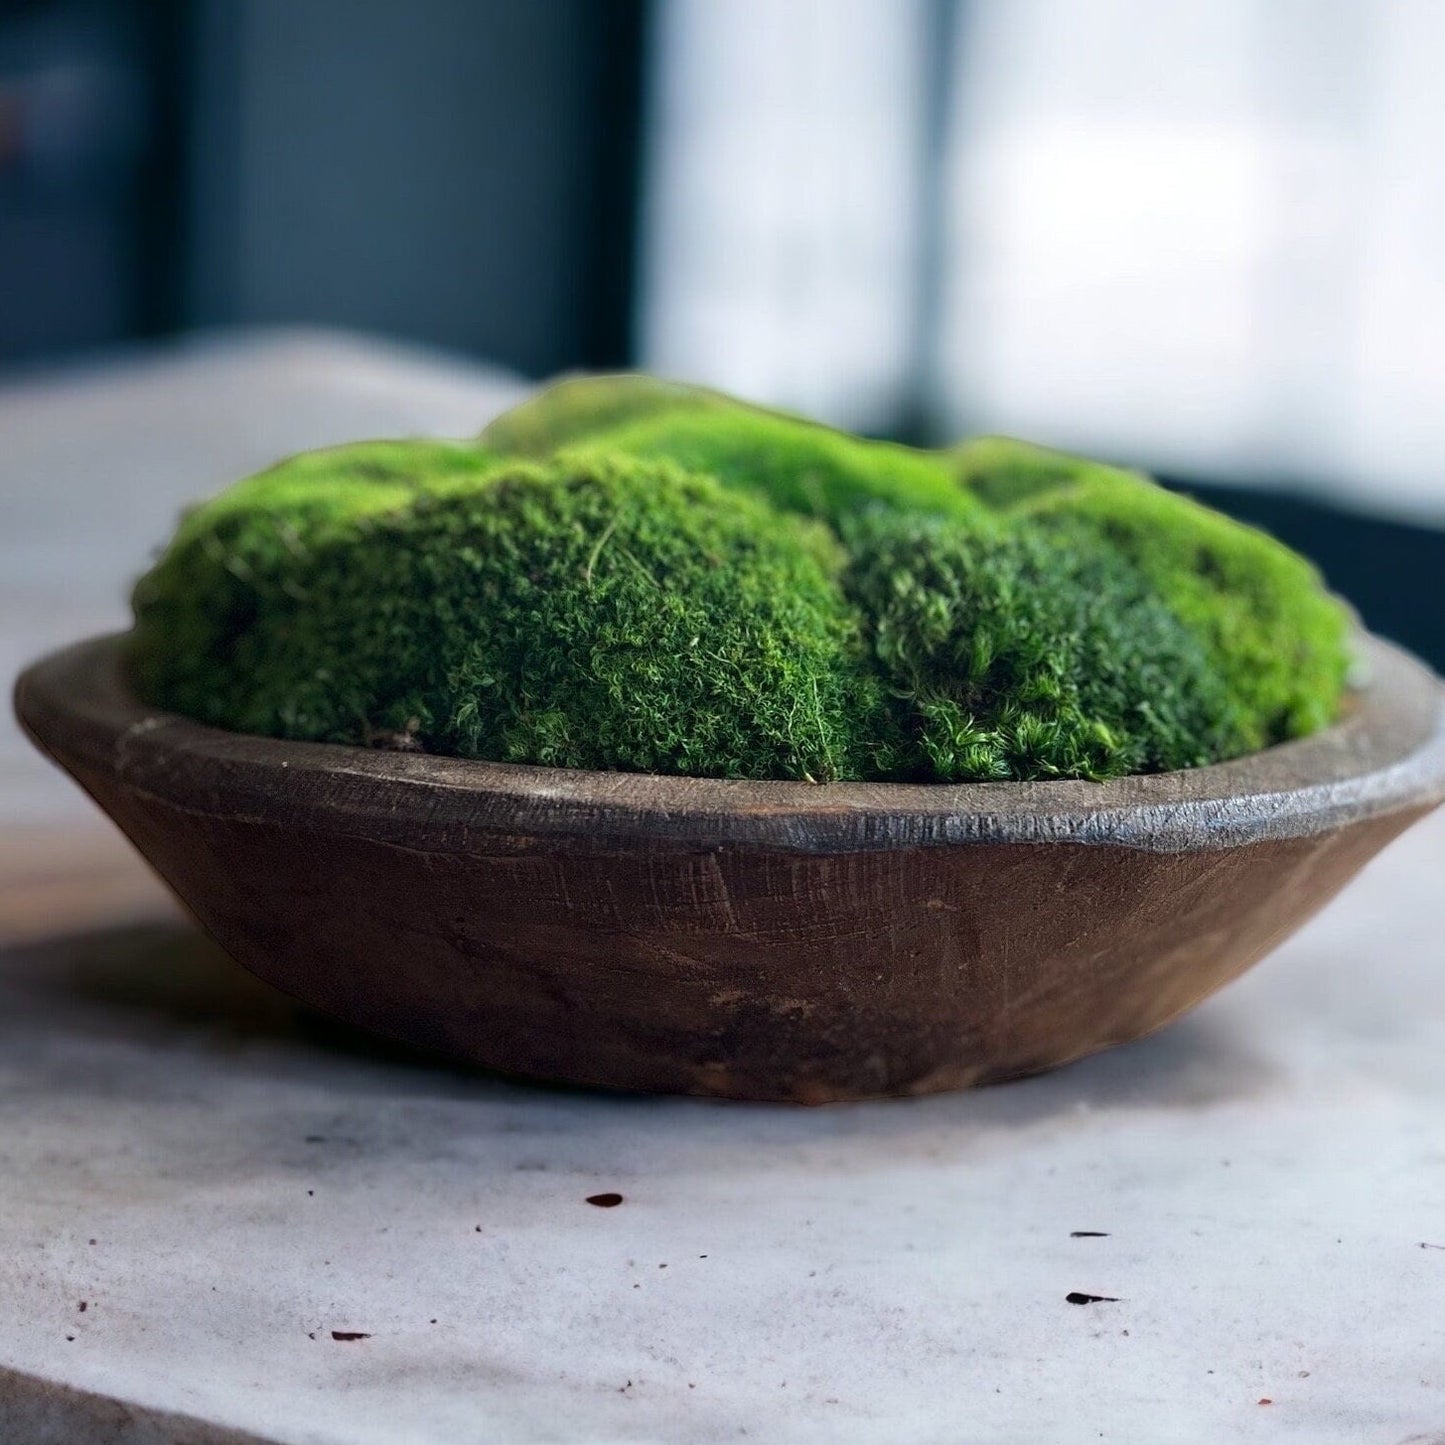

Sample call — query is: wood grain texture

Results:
[15,632,1445,1101]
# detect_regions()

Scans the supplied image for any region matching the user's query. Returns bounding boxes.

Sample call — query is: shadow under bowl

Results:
[15,632,1445,1102]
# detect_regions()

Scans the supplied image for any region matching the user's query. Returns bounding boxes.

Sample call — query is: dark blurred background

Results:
[2,0,1441,665]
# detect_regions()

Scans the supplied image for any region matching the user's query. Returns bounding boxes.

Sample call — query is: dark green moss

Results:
[843,510,1243,780]
[130,378,1354,783]
[952,437,1351,748]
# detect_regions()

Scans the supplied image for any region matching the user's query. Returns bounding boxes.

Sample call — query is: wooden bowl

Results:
[16,632,1445,1102]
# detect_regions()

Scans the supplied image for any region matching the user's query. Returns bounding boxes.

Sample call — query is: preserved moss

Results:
[130,376,1353,782]
[481,373,975,524]
[950,435,1352,751]
[843,511,1243,780]
[129,439,499,736]
[133,449,896,781]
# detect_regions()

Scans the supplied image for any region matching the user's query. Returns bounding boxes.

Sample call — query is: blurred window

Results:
[639,0,934,433]
[640,0,1445,523]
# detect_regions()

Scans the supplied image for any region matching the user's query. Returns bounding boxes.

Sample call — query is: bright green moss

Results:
[129,439,500,727]
[478,373,720,456]
[482,373,975,525]
[952,433,1136,509]
[133,449,895,781]
[169,438,497,541]
[130,378,1353,783]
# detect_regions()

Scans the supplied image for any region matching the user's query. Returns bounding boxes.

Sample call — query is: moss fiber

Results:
[130,373,1353,783]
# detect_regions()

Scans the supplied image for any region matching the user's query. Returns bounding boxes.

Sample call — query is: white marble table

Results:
[3,333,1444,1444]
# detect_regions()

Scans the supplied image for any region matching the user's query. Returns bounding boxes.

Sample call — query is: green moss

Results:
[129,439,499,727]
[844,510,1243,780]
[987,458,1348,747]
[426,452,896,779]
[952,433,1137,509]
[169,437,496,540]
[133,449,895,781]
[482,372,974,525]
[478,372,721,457]
[130,378,1353,783]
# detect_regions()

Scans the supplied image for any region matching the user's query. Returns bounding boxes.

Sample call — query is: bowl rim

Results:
[16,630,1445,856]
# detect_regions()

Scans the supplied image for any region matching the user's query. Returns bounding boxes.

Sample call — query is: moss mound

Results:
[843,510,1242,780]
[133,448,894,781]
[129,439,499,737]
[481,373,975,525]
[949,436,1351,751]
[130,375,1353,783]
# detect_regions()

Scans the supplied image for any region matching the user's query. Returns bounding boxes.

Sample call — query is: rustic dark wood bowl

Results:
[16,632,1445,1102]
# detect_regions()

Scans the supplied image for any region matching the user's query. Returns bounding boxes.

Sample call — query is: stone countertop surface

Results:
[2,332,1443,1445]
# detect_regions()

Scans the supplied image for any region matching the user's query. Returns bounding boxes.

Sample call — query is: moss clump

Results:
[843,511,1242,780]
[129,440,500,734]
[133,448,894,780]
[130,376,1353,783]
[950,436,1351,750]
[481,373,975,525]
